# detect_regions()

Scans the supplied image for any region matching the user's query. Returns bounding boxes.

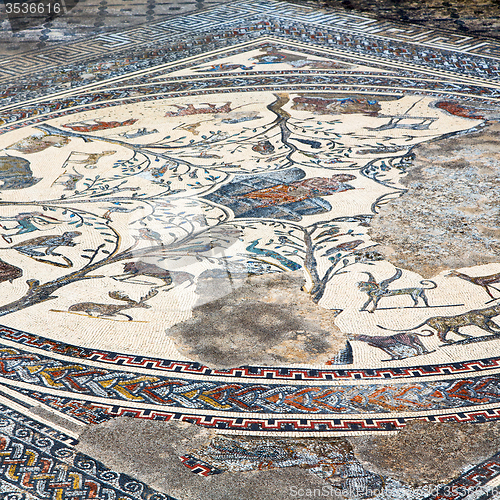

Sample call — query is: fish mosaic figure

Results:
[9,231,81,267]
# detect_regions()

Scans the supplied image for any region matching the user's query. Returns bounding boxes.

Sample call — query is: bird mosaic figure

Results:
[133,228,164,246]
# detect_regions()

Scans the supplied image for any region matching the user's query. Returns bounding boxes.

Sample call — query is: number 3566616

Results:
[5,2,61,14]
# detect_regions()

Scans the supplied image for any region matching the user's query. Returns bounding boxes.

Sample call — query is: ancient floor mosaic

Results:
[2,1,500,498]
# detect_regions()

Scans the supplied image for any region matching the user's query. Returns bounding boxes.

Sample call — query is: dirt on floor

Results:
[167,271,345,368]
[370,120,500,278]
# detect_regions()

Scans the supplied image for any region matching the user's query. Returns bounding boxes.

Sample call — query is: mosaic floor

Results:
[2,1,500,499]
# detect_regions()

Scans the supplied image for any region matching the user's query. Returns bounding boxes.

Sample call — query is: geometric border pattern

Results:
[0,403,176,500]
[18,390,500,433]
[1,0,500,85]
[425,451,500,500]
[1,325,500,382]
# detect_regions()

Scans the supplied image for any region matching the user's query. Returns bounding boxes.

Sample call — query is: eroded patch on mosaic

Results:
[370,117,500,278]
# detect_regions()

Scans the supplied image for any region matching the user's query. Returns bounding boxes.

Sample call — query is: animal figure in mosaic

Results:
[164,103,231,117]
[246,240,301,271]
[349,332,434,361]
[7,133,70,153]
[239,175,356,207]
[121,128,158,139]
[62,150,116,169]
[68,289,158,321]
[291,96,381,115]
[101,205,141,221]
[9,231,81,268]
[197,63,254,72]
[358,269,437,313]
[293,138,322,149]
[0,259,22,284]
[436,101,484,119]
[63,120,137,132]
[0,156,40,190]
[250,51,286,64]
[52,168,84,191]
[114,261,195,288]
[206,168,356,220]
[174,121,205,135]
[221,115,261,124]
[0,211,62,243]
[133,228,164,246]
[447,270,500,300]
[252,140,275,154]
[379,303,500,343]
[365,116,437,131]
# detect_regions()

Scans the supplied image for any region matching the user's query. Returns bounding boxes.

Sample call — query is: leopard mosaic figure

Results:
[379,303,500,343]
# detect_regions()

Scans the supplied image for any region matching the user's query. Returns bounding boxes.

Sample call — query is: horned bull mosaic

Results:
[2,0,500,497]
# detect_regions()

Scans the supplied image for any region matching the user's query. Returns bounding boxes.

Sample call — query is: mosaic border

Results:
[3,326,500,382]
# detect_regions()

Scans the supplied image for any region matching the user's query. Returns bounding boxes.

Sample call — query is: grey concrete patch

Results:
[78,418,494,499]
[370,121,500,278]
[167,271,345,368]
[351,421,500,485]
[76,418,331,500]
[28,405,86,435]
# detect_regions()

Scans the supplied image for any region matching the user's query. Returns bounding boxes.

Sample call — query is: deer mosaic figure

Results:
[68,289,158,321]
[447,270,500,300]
